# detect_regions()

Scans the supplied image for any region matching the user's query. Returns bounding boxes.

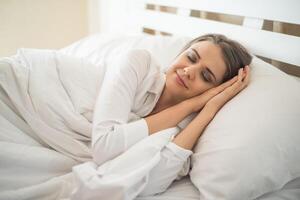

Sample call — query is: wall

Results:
[96,0,141,34]
[0,0,89,57]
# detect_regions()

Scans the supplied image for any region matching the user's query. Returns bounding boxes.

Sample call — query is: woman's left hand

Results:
[204,65,250,114]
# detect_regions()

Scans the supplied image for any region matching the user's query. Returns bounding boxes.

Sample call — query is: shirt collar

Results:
[141,71,166,117]
[148,71,166,96]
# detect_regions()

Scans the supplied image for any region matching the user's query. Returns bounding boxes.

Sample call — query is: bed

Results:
[1,0,300,200]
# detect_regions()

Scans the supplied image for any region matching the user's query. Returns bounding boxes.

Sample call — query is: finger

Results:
[241,65,247,79]
[216,75,238,92]
[238,68,244,82]
[225,72,245,95]
[217,67,250,101]
[242,65,251,87]
[212,67,246,95]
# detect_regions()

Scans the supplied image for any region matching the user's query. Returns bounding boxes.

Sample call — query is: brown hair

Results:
[179,34,253,82]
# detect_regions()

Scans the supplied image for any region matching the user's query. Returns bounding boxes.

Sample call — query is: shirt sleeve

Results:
[92,49,152,166]
[139,141,193,196]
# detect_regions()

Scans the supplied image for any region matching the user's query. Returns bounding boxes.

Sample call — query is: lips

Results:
[176,72,188,89]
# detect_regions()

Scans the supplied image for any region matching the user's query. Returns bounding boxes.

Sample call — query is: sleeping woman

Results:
[91,33,252,195]
[0,33,252,198]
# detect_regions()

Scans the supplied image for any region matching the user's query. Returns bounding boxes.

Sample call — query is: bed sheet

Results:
[135,176,200,200]
[136,176,300,200]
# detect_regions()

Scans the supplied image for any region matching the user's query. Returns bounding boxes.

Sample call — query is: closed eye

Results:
[187,52,197,63]
[201,70,212,83]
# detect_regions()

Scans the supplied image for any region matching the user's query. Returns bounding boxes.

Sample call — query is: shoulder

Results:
[117,49,153,79]
[106,49,161,83]
[120,49,152,69]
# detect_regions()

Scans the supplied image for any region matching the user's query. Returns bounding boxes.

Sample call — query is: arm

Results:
[144,69,240,135]
[141,67,249,196]
[92,50,152,165]
[92,49,198,166]
[144,101,193,135]
[172,66,250,151]
[172,105,215,150]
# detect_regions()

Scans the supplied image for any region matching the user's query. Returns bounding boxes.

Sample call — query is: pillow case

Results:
[189,56,300,200]
[61,34,300,199]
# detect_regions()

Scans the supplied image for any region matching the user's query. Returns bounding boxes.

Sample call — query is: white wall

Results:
[0,0,89,57]
[0,0,146,57]
[96,0,142,34]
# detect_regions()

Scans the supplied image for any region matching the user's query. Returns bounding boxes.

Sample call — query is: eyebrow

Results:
[191,48,217,84]
[191,48,200,60]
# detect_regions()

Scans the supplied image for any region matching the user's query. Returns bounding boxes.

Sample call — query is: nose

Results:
[183,67,195,80]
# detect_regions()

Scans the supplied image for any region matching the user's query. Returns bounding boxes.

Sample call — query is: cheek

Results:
[168,57,186,71]
[166,72,181,92]
[167,65,179,74]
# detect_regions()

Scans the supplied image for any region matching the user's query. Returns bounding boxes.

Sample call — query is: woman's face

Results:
[165,41,227,102]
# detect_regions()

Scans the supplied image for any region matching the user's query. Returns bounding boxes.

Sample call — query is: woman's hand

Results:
[204,65,250,114]
[185,67,247,113]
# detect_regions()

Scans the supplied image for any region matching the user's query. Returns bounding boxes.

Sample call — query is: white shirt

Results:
[91,49,193,194]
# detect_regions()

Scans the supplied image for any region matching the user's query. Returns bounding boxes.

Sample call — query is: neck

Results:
[151,85,178,115]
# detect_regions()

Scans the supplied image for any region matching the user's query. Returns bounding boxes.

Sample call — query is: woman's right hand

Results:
[184,74,240,113]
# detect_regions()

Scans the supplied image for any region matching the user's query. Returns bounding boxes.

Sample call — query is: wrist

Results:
[202,104,218,119]
[181,99,197,114]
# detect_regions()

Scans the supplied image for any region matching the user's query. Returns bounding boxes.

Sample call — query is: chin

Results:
[166,81,186,102]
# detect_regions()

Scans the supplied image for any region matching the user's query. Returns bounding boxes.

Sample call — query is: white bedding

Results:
[0,49,90,199]
[135,176,200,200]
[1,34,300,200]
[0,47,198,200]
[63,34,300,200]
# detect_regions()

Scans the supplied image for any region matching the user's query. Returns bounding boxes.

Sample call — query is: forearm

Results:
[170,70,247,151]
[172,106,215,151]
[144,101,193,135]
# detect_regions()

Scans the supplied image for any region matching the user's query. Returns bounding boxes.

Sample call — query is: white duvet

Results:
[0,48,181,200]
[0,48,95,199]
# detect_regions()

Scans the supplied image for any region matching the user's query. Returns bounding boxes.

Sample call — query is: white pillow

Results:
[61,34,300,199]
[60,33,191,72]
[189,56,300,199]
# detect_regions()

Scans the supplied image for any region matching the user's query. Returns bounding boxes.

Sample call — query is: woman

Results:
[0,33,252,199]
[91,34,252,195]
[145,34,251,148]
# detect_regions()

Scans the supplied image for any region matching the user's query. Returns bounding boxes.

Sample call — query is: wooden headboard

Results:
[122,0,300,77]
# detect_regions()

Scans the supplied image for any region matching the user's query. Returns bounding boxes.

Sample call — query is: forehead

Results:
[189,41,227,83]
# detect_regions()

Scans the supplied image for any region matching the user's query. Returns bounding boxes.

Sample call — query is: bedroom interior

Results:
[1,0,299,78]
[0,0,300,200]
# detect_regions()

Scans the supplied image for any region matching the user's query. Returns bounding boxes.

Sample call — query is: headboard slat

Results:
[140,10,300,66]
[144,0,300,25]
[242,17,264,29]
